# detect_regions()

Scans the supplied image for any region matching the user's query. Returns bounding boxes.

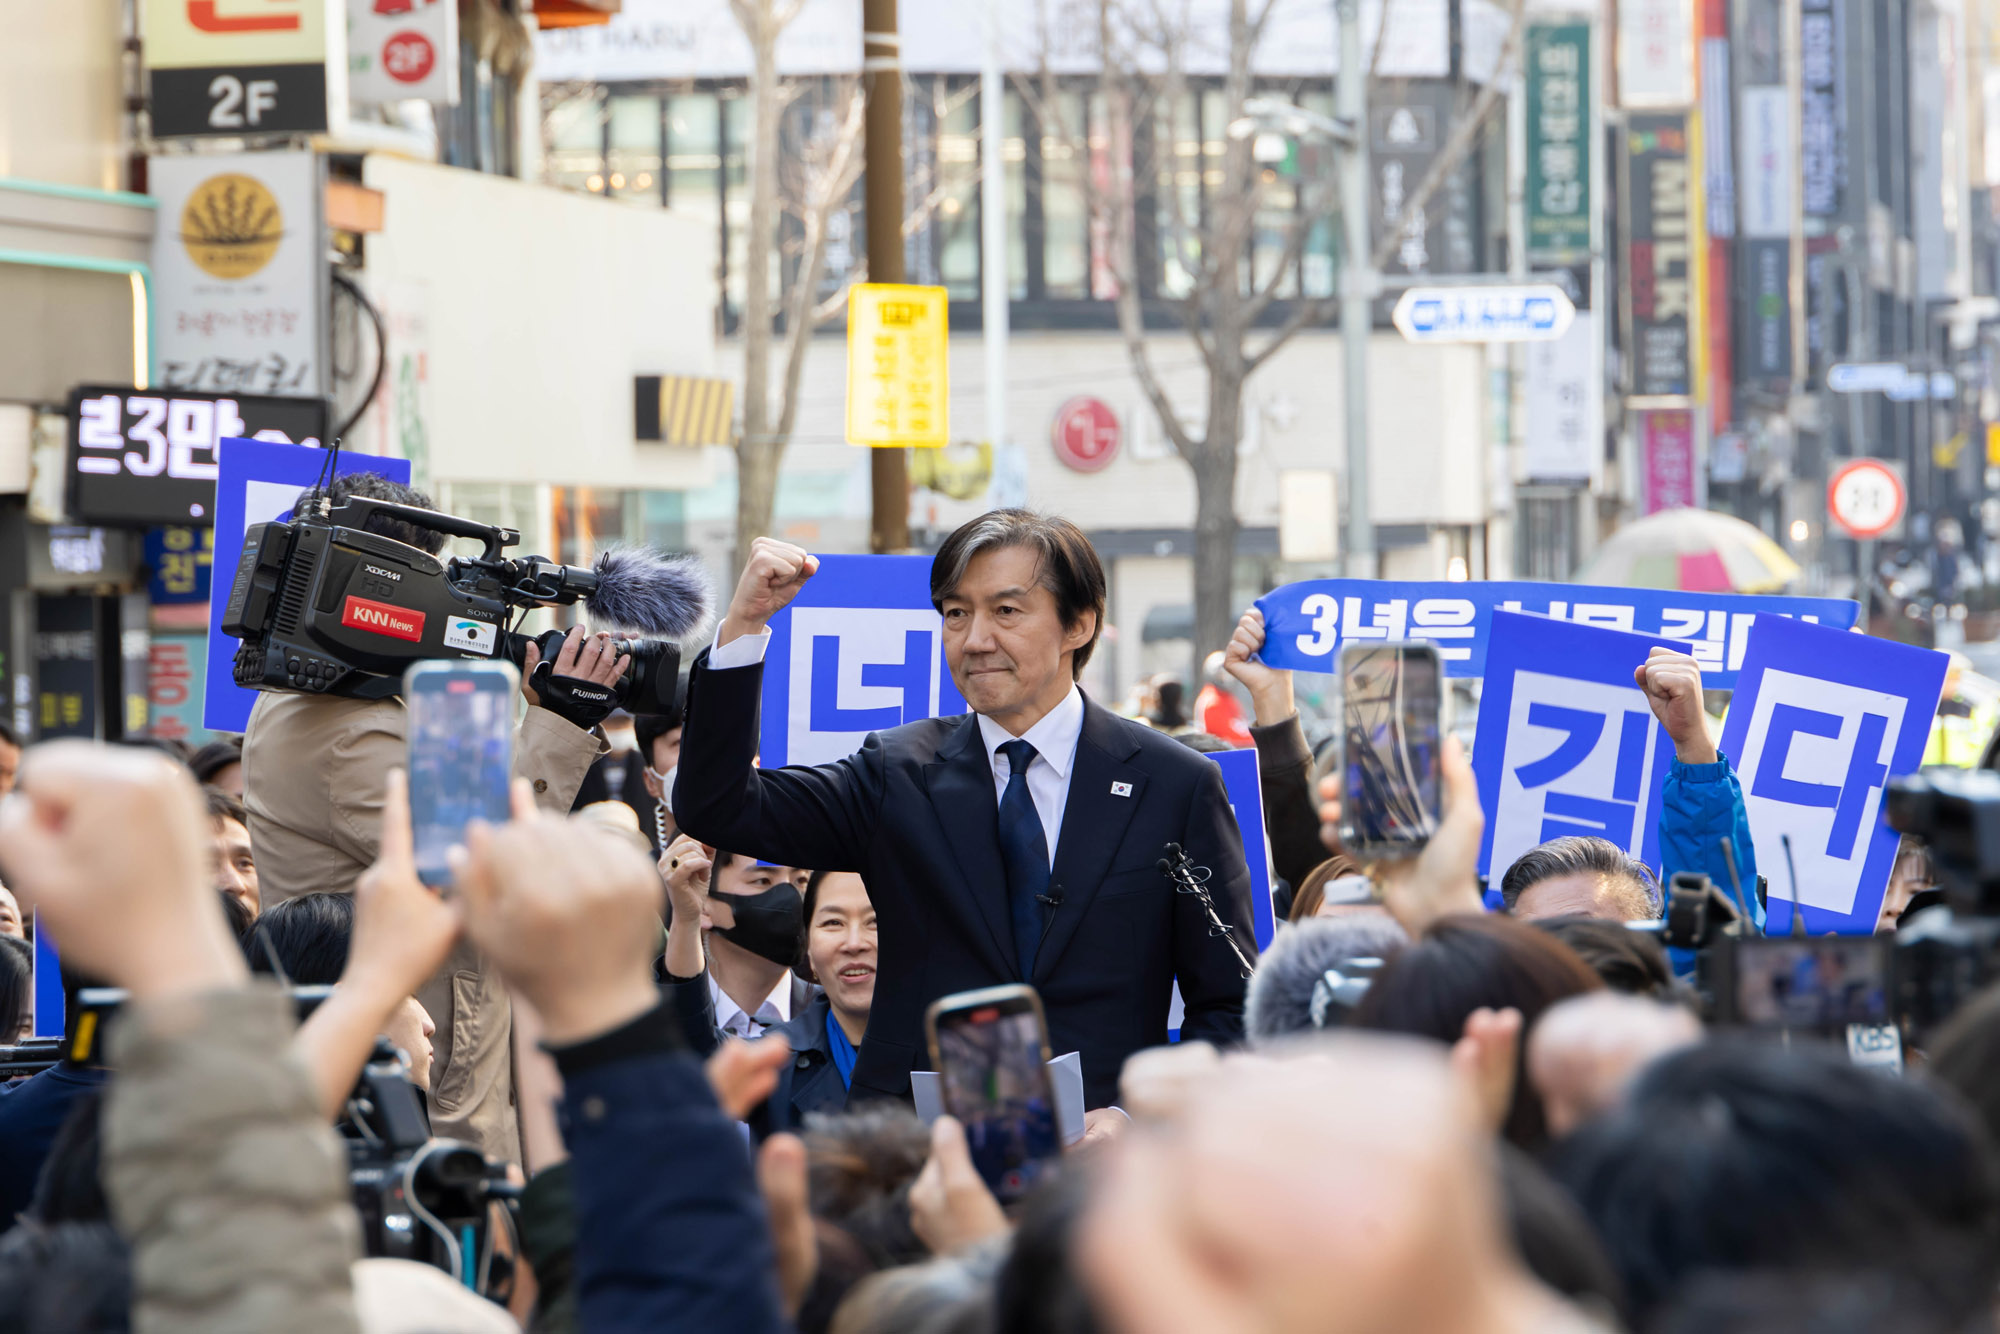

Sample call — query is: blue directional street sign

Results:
[1391,283,1577,344]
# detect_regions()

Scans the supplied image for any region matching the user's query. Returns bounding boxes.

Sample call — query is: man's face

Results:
[1513,872,1649,922]
[707,857,808,930]
[940,545,1094,728]
[214,816,260,919]
[0,884,22,940]
[0,737,18,798]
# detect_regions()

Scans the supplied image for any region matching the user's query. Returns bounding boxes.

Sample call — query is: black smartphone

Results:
[1338,642,1444,859]
[404,660,517,886]
[923,984,1062,1205]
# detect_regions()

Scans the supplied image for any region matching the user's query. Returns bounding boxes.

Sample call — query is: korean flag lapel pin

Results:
[1110,781,1134,798]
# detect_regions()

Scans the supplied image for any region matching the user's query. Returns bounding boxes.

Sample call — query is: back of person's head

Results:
[0,934,30,1044]
[187,737,243,786]
[1649,1271,1973,1334]
[294,472,445,556]
[1286,855,1371,921]
[243,890,354,984]
[27,1091,106,1228]
[1170,731,1232,754]
[1148,679,1188,729]
[111,735,192,767]
[1245,916,1409,1042]
[805,1104,933,1269]
[1923,981,2000,1150]
[992,1166,1102,1334]
[1493,1142,1625,1328]
[1499,836,1659,920]
[830,1240,1004,1334]
[1351,913,1602,1147]
[1530,916,1675,997]
[0,1221,131,1334]
[1550,1040,2000,1323]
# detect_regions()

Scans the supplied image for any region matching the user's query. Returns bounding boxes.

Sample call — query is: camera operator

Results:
[242,472,620,1163]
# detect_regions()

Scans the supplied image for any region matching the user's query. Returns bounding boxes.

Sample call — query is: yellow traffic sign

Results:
[847,283,949,448]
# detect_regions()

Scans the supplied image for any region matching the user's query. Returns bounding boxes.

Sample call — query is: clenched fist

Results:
[1633,647,1717,765]
[718,538,819,650]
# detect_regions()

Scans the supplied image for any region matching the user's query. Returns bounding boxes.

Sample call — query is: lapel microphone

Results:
[1035,885,1066,909]
[1158,844,1255,979]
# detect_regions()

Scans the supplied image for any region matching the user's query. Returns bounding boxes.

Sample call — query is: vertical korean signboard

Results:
[846,284,950,449]
[1643,409,1699,512]
[1624,113,1696,402]
[1525,23,1592,267]
[1618,0,1697,109]
[151,151,329,399]
[144,0,344,138]
[1737,81,1795,384]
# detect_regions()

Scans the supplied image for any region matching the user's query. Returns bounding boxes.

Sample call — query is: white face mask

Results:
[646,764,676,805]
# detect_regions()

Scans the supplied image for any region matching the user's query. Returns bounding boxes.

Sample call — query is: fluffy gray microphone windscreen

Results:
[585,547,714,639]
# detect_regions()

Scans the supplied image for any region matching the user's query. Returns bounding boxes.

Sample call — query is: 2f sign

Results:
[208,74,280,128]
[785,608,963,766]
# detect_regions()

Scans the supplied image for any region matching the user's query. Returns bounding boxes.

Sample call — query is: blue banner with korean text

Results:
[760,554,968,770]
[1719,615,1947,936]
[1473,612,1694,880]
[1255,580,1858,687]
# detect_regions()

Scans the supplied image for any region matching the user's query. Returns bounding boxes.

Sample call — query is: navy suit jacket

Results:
[672,650,1256,1109]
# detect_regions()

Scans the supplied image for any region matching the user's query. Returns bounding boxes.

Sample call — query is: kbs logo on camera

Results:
[342,596,425,642]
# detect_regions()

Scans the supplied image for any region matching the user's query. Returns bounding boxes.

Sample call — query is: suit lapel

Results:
[1036,701,1147,984]
[922,715,1019,978]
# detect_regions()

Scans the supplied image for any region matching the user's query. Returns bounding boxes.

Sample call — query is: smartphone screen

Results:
[1728,938,1894,1034]
[405,661,517,885]
[929,988,1061,1205]
[1339,643,1442,858]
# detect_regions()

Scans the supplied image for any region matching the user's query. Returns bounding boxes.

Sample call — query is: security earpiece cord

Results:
[1158,843,1255,980]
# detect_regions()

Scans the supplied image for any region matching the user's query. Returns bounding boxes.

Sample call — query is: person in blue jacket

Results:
[1635,646,1764,931]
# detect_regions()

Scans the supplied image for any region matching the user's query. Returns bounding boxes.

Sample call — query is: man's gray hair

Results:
[1246,916,1411,1043]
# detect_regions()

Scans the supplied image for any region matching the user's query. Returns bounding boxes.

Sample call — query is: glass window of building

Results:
[669,92,726,289]
[609,95,664,204]
[545,89,605,194]
[721,92,758,318]
[1155,93,1207,299]
[1040,89,1089,299]
[935,85,980,301]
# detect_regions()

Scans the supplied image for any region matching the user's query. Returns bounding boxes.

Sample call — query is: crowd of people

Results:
[0,492,1998,1334]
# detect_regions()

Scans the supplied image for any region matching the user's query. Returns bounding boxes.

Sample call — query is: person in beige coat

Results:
[237,475,618,1164]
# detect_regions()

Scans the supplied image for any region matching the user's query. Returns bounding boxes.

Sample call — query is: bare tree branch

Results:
[1245,295,1339,372]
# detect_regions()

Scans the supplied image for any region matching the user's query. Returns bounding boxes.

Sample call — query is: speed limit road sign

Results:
[1827,459,1907,540]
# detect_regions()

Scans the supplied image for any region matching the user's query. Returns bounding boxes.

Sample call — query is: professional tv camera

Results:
[221,488,710,712]
[0,986,519,1299]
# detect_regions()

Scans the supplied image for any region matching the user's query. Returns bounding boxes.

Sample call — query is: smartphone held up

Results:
[1339,642,1445,860]
[925,984,1063,1205]
[404,660,517,886]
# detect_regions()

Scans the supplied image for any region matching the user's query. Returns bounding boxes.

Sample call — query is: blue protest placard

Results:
[1211,748,1276,949]
[1474,612,1693,881]
[1719,614,1947,935]
[32,916,62,1039]
[203,440,410,734]
[760,554,968,769]
[1254,580,1857,687]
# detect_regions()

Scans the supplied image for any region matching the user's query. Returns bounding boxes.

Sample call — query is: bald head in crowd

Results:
[1500,837,1658,922]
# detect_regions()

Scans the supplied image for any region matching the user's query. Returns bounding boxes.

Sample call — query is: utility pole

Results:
[1336,0,1376,578]
[863,0,909,552]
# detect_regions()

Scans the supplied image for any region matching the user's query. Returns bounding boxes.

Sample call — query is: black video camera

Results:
[221,491,693,712]
[345,1038,518,1297]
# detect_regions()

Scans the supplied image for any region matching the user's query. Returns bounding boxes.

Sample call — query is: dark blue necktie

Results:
[996,739,1051,981]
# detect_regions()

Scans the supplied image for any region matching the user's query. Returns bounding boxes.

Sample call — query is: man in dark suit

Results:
[673,510,1256,1119]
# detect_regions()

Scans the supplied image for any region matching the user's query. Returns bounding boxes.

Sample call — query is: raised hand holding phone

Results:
[404,660,517,885]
